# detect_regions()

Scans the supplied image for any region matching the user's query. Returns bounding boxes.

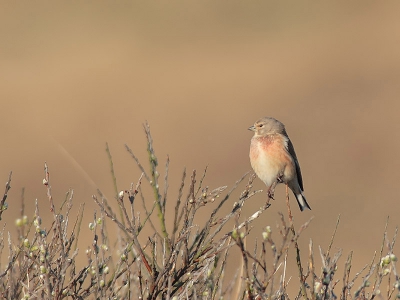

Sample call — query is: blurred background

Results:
[1,1,400,296]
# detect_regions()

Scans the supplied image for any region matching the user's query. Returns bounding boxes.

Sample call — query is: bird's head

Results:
[248,117,285,137]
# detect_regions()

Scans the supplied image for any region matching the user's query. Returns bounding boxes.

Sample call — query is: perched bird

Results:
[249,117,311,211]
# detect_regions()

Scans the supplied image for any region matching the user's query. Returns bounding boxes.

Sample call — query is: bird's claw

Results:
[276,173,284,183]
[267,174,283,200]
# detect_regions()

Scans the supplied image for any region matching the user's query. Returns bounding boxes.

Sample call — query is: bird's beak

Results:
[248,125,255,131]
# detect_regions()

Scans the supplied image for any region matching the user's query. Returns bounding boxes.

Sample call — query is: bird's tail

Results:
[294,192,311,211]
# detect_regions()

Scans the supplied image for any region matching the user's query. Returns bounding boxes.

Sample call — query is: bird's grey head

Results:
[248,117,286,136]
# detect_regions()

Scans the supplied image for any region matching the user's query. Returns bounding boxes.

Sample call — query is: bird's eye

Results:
[258,124,264,128]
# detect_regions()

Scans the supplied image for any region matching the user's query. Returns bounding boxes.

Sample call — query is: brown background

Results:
[1,1,400,296]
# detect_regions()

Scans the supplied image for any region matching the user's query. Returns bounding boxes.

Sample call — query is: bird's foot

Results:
[267,175,283,200]
[276,173,284,183]
[267,188,275,200]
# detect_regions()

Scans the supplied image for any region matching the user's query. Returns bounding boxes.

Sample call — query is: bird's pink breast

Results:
[250,136,276,161]
[250,135,295,187]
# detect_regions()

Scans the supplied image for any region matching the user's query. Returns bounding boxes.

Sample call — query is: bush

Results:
[0,123,398,300]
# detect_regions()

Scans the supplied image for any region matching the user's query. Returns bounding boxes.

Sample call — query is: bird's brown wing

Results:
[287,137,304,191]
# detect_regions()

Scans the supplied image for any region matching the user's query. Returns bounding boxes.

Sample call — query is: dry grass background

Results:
[1,1,400,298]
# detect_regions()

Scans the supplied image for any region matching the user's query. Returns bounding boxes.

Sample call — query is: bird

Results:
[248,117,311,211]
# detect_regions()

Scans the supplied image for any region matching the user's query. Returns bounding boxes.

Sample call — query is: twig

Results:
[0,171,12,221]
[286,184,308,300]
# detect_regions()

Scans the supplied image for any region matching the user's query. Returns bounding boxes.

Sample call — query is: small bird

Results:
[249,117,311,211]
